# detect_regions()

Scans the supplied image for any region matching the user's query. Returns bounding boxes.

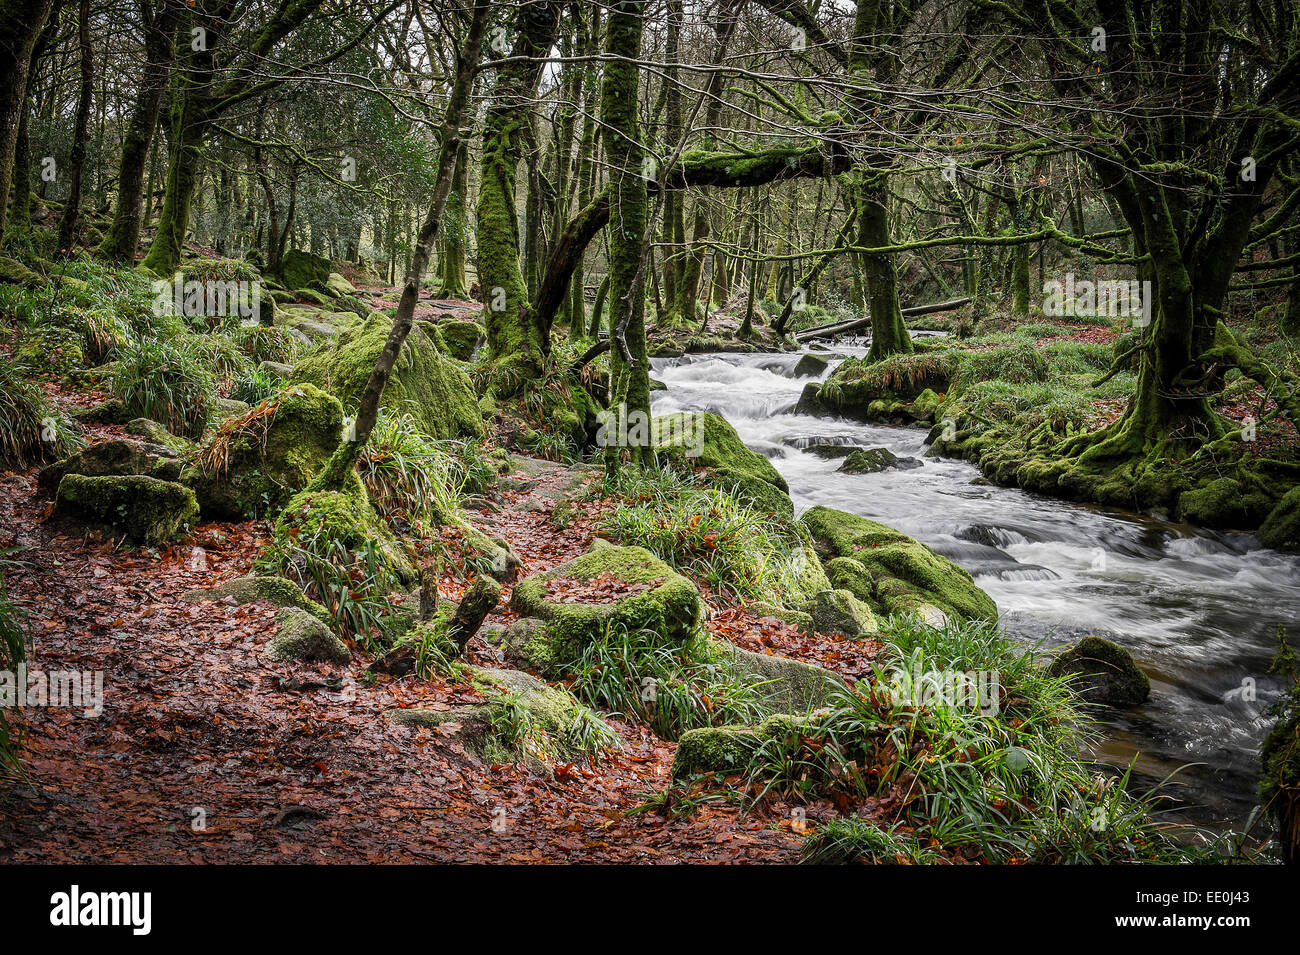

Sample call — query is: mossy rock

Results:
[54,473,198,544]
[708,639,847,716]
[273,249,332,291]
[1176,477,1274,530]
[652,411,793,518]
[671,714,811,778]
[16,325,84,374]
[1260,685,1300,865]
[265,607,350,664]
[1047,636,1150,707]
[505,540,705,672]
[124,418,198,455]
[324,272,357,297]
[793,353,830,378]
[183,383,345,520]
[182,573,331,625]
[38,438,183,496]
[295,288,335,309]
[837,447,922,474]
[433,319,484,361]
[270,486,419,587]
[802,505,997,622]
[1259,487,1300,551]
[0,256,42,286]
[291,312,483,441]
[807,588,877,637]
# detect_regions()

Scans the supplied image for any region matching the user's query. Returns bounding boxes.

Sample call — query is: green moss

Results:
[802,505,997,622]
[1047,635,1150,707]
[16,325,84,374]
[1176,477,1274,529]
[266,607,351,664]
[1260,684,1300,863]
[124,418,198,455]
[271,485,418,586]
[182,573,331,624]
[671,714,809,778]
[708,639,847,716]
[652,411,793,517]
[38,438,182,495]
[273,249,331,291]
[54,473,198,544]
[507,540,705,669]
[1259,487,1300,551]
[291,312,483,441]
[433,320,483,361]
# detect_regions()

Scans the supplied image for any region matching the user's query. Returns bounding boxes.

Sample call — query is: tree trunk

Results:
[0,0,55,238]
[56,0,93,256]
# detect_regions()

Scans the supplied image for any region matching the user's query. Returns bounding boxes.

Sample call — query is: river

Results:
[650,346,1300,834]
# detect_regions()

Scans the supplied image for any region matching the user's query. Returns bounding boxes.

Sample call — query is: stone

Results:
[792,353,830,378]
[837,447,923,474]
[652,410,793,518]
[54,474,199,544]
[1047,636,1150,706]
[265,608,350,664]
[38,438,183,496]
[807,588,877,637]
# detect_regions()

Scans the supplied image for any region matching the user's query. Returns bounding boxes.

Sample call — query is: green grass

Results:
[357,410,474,533]
[110,334,215,439]
[0,359,82,469]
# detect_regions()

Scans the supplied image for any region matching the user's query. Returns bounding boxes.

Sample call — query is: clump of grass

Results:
[800,818,940,864]
[227,324,298,365]
[598,471,804,602]
[110,335,215,439]
[357,411,472,533]
[0,360,81,469]
[229,365,280,405]
[564,622,767,740]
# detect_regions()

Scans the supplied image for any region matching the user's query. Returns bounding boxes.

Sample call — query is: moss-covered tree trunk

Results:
[859,177,912,360]
[434,139,470,298]
[0,0,56,238]
[477,0,561,384]
[99,0,181,262]
[601,0,650,465]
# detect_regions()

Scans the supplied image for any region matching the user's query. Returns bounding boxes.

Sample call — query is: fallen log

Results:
[794,297,972,342]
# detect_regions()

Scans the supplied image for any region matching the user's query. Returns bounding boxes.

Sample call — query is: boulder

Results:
[38,438,183,495]
[273,249,331,291]
[124,418,198,456]
[291,312,483,441]
[54,474,198,544]
[794,381,827,416]
[1176,477,1274,529]
[671,714,812,778]
[837,447,923,474]
[266,608,350,664]
[807,588,877,637]
[183,383,344,520]
[70,397,130,425]
[802,505,997,622]
[1047,636,1150,707]
[432,319,483,361]
[792,353,830,378]
[651,411,793,517]
[504,540,705,672]
[0,256,42,286]
[709,639,847,715]
[183,574,331,624]
[268,486,419,588]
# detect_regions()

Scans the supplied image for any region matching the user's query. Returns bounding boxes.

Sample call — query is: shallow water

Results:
[651,346,1300,832]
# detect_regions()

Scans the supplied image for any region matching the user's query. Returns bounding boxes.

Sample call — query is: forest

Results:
[0,0,1298,875]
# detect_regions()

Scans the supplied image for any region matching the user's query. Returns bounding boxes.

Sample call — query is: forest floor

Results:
[0,377,883,863]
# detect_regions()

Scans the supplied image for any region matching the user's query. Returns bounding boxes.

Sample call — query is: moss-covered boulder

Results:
[54,474,198,544]
[802,505,997,622]
[807,588,877,637]
[504,540,705,672]
[124,418,198,456]
[266,608,350,664]
[652,411,792,517]
[386,666,617,771]
[1047,636,1150,707]
[291,312,483,441]
[1176,477,1275,530]
[672,714,811,778]
[793,353,830,378]
[709,639,847,715]
[269,486,419,587]
[1260,685,1299,865]
[182,573,331,624]
[183,384,344,520]
[38,438,183,495]
[324,272,357,297]
[432,319,483,361]
[273,249,331,291]
[1258,486,1300,551]
[837,447,922,474]
[0,256,42,286]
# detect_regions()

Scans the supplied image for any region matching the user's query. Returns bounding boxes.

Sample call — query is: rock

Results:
[38,438,183,495]
[15,325,83,374]
[805,443,858,459]
[802,505,997,622]
[671,714,811,778]
[69,397,129,426]
[324,272,357,297]
[837,447,922,474]
[792,353,829,378]
[651,411,793,517]
[1259,487,1300,551]
[504,540,705,672]
[807,588,877,637]
[1047,636,1150,707]
[794,381,827,415]
[265,608,350,664]
[212,397,250,424]
[291,312,483,441]
[432,319,484,361]
[183,383,344,520]
[649,377,667,392]
[273,249,332,291]
[257,360,294,381]
[1259,685,1300,865]
[709,639,847,715]
[124,418,198,455]
[1176,477,1274,529]
[0,256,42,286]
[54,474,198,544]
[183,574,331,624]
[269,486,419,588]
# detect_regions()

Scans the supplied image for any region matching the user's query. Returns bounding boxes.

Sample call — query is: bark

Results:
[55,0,93,256]
[0,0,56,237]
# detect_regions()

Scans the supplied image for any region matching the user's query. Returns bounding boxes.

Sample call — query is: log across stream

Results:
[650,346,1300,833]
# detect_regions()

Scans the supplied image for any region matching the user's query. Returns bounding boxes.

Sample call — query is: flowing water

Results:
[651,345,1300,832]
